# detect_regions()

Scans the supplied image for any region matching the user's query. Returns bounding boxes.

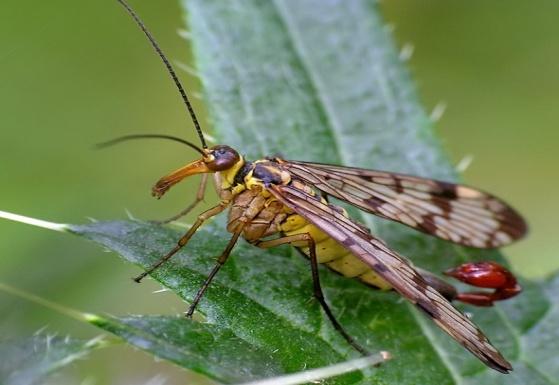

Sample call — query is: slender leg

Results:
[134,199,229,283]
[152,174,209,225]
[256,234,370,356]
[185,227,244,317]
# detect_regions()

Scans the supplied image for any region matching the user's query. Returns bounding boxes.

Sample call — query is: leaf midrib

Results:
[269,1,465,381]
[271,0,346,167]
[267,4,555,383]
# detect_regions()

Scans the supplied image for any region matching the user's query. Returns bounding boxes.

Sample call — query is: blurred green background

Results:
[1,0,557,383]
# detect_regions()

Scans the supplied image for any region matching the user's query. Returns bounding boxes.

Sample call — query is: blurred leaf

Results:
[0,334,104,385]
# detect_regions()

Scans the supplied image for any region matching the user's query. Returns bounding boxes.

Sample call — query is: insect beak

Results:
[152,158,210,199]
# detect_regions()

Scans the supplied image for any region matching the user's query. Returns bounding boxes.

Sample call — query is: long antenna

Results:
[96,134,205,155]
[116,0,207,149]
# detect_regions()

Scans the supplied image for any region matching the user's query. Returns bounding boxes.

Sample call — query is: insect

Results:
[107,0,527,374]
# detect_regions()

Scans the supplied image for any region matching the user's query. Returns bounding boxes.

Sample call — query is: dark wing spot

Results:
[436,181,459,199]
[393,179,405,193]
[365,196,385,209]
[431,197,452,217]
[373,263,388,273]
[419,215,438,233]
[341,237,357,247]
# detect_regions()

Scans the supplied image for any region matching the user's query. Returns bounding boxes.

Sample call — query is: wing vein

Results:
[267,182,512,372]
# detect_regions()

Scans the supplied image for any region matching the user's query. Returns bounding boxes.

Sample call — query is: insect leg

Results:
[152,174,209,225]
[256,234,370,356]
[134,199,229,283]
[185,226,244,317]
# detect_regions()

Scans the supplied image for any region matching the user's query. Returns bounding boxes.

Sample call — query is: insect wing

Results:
[280,160,527,248]
[268,183,512,373]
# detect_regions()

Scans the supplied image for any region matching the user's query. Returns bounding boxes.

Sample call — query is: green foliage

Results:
[66,217,557,384]
[89,314,284,383]
[0,334,104,385]
[72,220,363,384]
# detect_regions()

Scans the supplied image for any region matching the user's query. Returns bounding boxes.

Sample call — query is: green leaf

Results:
[88,314,284,383]
[87,313,388,384]
[67,215,557,384]
[0,334,104,385]
[72,220,366,384]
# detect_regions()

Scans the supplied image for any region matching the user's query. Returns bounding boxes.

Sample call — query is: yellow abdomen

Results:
[280,210,392,290]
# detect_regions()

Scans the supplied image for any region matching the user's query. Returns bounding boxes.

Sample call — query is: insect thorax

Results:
[222,158,294,241]
[221,158,391,290]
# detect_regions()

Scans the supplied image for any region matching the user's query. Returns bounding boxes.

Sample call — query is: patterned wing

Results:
[268,183,512,373]
[280,160,527,248]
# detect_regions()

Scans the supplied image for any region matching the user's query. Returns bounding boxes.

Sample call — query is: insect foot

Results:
[444,262,522,306]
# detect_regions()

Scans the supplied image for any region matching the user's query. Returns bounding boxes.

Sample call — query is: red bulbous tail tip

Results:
[444,261,522,307]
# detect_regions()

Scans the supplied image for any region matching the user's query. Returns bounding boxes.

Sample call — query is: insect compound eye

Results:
[206,145,240,171]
